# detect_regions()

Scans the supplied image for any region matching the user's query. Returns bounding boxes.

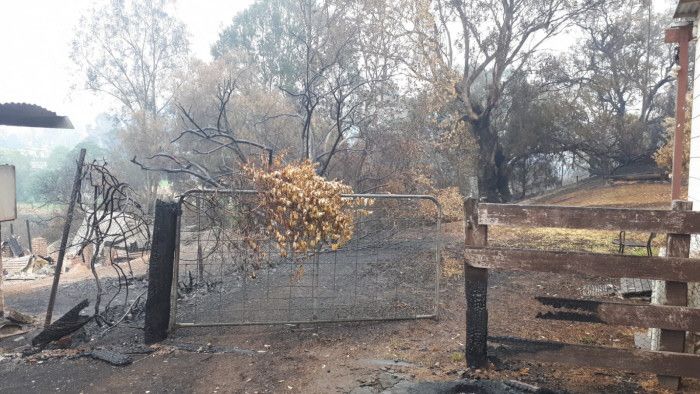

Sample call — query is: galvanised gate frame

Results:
[169,189,442,328]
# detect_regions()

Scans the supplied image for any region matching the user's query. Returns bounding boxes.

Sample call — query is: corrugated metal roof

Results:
[0,102,74,129]
[675,0,700,18]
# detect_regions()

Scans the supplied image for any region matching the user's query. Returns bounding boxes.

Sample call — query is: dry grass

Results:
[489,181,681,254]
[541,181,685,209]
[442,255,464,278]
[488,226,659,255]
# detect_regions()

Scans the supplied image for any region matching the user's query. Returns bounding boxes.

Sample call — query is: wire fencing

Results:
[172,190,441,327]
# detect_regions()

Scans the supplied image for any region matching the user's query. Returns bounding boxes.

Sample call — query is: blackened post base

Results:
[144,200,178,344]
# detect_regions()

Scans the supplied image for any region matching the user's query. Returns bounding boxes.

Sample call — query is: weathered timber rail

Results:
[464,198,700,390]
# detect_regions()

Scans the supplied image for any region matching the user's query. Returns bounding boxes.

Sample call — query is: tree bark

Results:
[469,114,511,202]
[145,172,160,215]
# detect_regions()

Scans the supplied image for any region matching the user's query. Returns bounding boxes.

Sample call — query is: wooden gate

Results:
[463,198,700,389]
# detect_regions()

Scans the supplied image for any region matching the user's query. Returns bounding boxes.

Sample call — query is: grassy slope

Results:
[528,180,684,209]
[489,181,686,255]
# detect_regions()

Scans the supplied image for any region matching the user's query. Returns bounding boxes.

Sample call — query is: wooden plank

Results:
[658,201,692,389]
[489,336,700,379]
[464,198,488,369]
[465,247,700,282]
[535,297,700,331]
[33,299,91,347]
[477,203,700,234]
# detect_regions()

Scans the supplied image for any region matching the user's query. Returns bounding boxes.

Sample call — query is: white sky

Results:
[0,0,678,148]
[0,0,255,144]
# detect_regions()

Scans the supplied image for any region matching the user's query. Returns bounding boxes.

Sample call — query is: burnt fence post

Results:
[464,198,489,369]
[144,200,179,344]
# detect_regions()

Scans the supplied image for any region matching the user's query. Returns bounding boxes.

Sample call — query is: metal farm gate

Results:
[170,189,442,328]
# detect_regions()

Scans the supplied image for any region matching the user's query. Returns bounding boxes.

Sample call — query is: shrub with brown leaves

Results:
[245,160,371,257]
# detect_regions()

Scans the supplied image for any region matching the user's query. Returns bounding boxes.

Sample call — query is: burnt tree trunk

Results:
[469,114,511,202]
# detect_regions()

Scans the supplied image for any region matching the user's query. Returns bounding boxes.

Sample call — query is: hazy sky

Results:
[0,0,255,143]
[0,0,677,148]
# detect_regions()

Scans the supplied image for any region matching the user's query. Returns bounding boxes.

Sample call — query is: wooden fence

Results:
[463,198,700,389]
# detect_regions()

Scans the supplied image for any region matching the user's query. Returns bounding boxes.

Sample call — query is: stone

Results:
[5,309,35,325]
[378,373,403,390]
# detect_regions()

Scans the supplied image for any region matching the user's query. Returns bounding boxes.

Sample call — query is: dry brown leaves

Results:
[245,160,371,257]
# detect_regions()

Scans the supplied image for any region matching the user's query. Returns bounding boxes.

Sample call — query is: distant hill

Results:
[0,126,83,150]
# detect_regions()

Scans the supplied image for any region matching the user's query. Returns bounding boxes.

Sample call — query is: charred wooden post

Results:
[464,198,488,369]
[658,200,692,389]
[664,26,692,201]
[144,200,179,344]
[33,299,91,347]
[44,148,86,328]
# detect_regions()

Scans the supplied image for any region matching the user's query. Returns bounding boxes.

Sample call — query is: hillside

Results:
[483,180,686,256]
[524,179,685,209]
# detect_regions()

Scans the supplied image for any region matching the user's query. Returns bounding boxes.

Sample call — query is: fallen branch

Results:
[33,299,92,347]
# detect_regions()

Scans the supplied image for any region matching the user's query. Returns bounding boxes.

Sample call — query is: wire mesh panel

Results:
[172,190,441,327]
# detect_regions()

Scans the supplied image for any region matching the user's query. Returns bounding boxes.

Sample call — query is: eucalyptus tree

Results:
[71,0,190,208]
[565,0,674,174]
[214,0,399,178]
[395,0,602,201]
[214,0,304,90]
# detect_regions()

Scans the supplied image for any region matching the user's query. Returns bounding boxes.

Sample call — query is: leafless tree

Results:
[131,102,273,189]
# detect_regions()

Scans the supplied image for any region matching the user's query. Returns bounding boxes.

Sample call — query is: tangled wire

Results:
[72,160,151,324]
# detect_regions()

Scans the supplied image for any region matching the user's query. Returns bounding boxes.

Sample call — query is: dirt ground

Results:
[1,180,699,393]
